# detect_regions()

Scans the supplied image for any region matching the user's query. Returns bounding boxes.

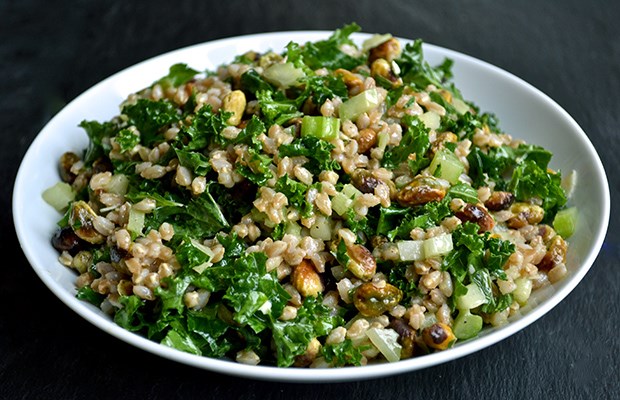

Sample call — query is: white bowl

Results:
[13,31,610,382]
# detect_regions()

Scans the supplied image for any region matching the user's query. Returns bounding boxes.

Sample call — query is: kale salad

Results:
[43,24,577,368]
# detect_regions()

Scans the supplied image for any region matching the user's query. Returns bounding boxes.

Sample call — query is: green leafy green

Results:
[236,148,274,186]
[509,160,566,219]
[76,286,105,307]
[448,183,479,204]
[279,136,340,174]
[174,238,212,270]
[180,105,230,150]
[382,115,430,173]
[468,143,554,190]
[122,99,180,147]
[305,74,349,105]
[321,339,366,367]
[240,69,275,95]
[256,90,303,126]
[156,63,199,88]
[333,239,351,267]
[131,183,229,239]
[174,148,211,175]
[343,208,372,238]
[156,275,192,313]
[297,23,365,71]
[114,295,148,332]
[274,175,313,217]
[79,120,117,164]
[443,222,515,309]
[226,115,266,147]
[387,262,419,302]
[161,328,203,355]
[115,128,140,153]
[376,197,452,241]
[186,306,232,358]
[223,252,290,333]
[396,39,453,89]
[466,142,564,219]
[272,296,343,367]
[442,111,500,141]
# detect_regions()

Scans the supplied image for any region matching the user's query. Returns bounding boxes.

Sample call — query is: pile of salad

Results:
[43,23,577,368]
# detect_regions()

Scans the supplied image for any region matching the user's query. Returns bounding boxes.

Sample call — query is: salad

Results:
[43,23,577,368]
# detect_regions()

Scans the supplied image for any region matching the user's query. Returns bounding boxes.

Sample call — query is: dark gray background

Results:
[2,1,619,399]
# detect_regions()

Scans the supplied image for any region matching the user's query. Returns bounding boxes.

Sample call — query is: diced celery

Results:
[422,233,453,258]
[310,215,332,241]
[250,208,266,223]
[105,174,129,195]
[262,62,305,88]
[419,111,440,130]
[342,183,362,199]
[284,221,302,237]
[301,116,340,141]
[338,88,380,121]
[452,97,470,114]
[263,218,277,229]
[332,192,353,216]
[127,208,145,236]
[456,283,488,310]
[396,240,425,261]
[377,130,389,152]
[553,206,578,238]
[513,277,532,306]
[42,182,76,212]
[429,148,464,184]
[453,309,483,340]
[420,313,437,329]
[366,327,402,363]
[361,33,392,52]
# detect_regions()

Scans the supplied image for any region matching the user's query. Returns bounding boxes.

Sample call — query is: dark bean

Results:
[353,282,402,317]
[422,323,456,350]
[356,128,378,154]
[396,177,448,207]
[110,246,129,263]
[455,204,495,232]
[59,152,80,183]
[368,37,401,63]
[390,318,418,358]
[506,203,545,229]
[92,157,113,174]
[484,191,515,211]
[51,227,84,255]
[370,235,388,250]
[537,235,567,271]
[351,170,381,193]
[346,243,376,281]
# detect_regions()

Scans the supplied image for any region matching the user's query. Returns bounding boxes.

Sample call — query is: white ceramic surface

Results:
[13,31,610,382]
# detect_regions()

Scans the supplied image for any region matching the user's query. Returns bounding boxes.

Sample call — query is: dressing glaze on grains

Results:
[43,23,575,368]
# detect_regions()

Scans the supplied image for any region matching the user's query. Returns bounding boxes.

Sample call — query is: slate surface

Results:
[2,1,619,399]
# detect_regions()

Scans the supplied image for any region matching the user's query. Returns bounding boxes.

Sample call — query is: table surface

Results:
[3,1,619,399]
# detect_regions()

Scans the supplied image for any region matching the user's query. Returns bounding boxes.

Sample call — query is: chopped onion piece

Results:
[396,240,425,261]
[422,233,453,258]
[366,327,401,363]
[42,182,76,212]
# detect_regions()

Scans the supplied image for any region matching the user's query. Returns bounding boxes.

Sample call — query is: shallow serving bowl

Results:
[13,31,610,382]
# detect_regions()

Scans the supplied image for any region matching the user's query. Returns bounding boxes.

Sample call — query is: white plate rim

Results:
[13,30,610,382]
